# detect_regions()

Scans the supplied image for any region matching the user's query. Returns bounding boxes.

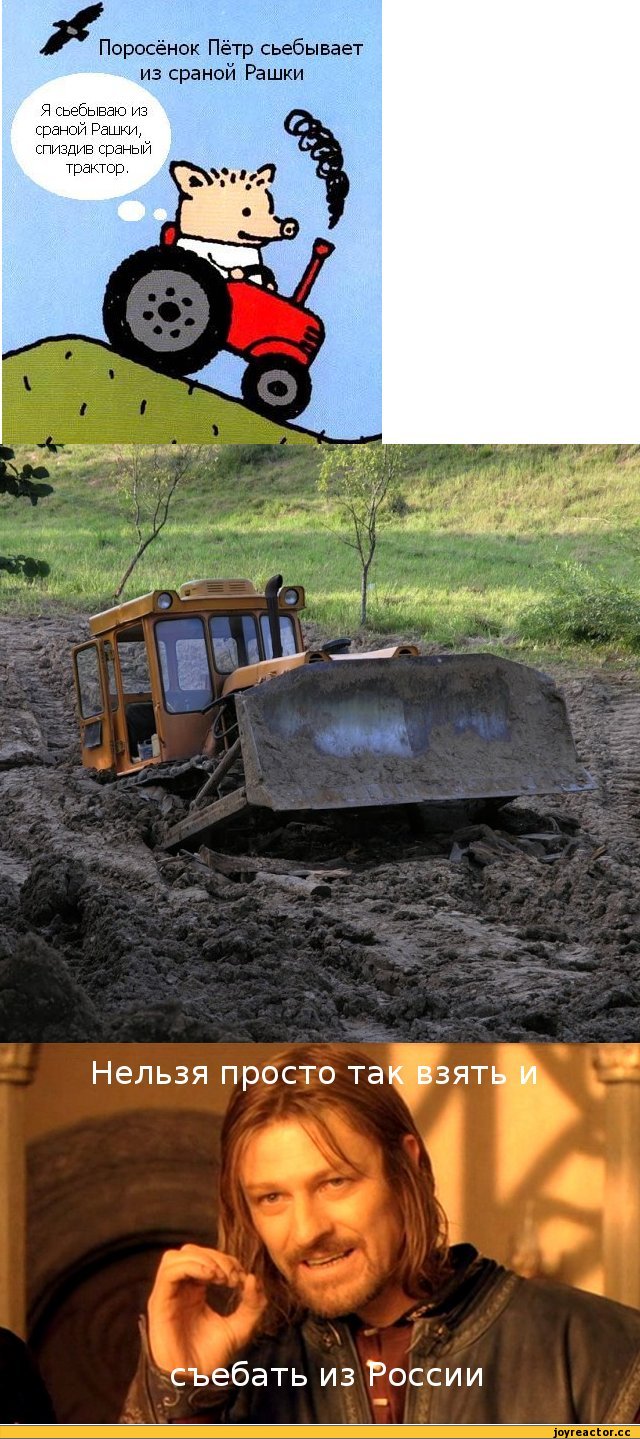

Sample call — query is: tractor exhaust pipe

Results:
[265,573,283,659]
[293,238,335,306]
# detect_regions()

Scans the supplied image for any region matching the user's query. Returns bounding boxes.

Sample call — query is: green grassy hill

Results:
[3,338,326,445]
[2,443,640,662]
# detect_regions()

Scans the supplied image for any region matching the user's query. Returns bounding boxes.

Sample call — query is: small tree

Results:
[112,445,211,601]
[318,444,409,625]
[0,443,57,579]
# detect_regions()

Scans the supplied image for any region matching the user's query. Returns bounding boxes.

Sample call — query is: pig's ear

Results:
[170,161,212,194]
[257,163,276,184]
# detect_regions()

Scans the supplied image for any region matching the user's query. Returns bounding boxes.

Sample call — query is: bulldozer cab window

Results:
[261,614,298,659]
[75,644,103,719]
[116,627,154,761]
[209,615,260,673]
[116,628,152,695]
[156,617,213,713]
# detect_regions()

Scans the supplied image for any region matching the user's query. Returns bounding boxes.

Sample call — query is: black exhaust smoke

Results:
[284,109,350,229]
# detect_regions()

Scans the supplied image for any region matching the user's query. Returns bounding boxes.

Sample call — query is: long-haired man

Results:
[124,1046,640,1424]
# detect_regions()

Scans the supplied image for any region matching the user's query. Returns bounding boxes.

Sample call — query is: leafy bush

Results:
[0,444,55,580]
[215,445,280,478]
[0,554,50,579]
[520,562,640,651]
[389,491,411,516]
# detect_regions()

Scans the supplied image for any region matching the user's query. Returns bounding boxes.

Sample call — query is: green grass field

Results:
[2,339,323,445]
[2,443,640,663]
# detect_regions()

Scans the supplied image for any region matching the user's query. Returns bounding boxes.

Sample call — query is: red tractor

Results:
[102,226,334,421]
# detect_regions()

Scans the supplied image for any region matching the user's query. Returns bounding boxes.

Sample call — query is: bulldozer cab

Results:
[72,578,306,775]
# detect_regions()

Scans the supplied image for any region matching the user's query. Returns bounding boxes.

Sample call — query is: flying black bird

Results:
[40,4,103,55]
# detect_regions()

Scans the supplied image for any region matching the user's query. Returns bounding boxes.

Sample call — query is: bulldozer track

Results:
[591,689,640,829]
[0,614,79,766]
[562,674,640,841]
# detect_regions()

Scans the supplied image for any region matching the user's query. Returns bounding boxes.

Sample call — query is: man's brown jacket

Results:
[122,1245,640,1424]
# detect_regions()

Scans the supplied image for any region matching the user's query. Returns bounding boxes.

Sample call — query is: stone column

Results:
[593,1045,640,1307]
[0,1044,38,1335]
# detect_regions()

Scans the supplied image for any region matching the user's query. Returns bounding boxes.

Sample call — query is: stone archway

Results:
[27,1109,221,1422]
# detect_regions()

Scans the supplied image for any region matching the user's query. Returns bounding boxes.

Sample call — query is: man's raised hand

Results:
[147,1244,266,1377]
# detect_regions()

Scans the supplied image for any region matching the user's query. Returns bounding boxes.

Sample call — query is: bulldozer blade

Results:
[163,786,249,849]
[234,655,593,811]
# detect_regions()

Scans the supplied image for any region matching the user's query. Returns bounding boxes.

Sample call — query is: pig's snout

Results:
[279,217,299,240]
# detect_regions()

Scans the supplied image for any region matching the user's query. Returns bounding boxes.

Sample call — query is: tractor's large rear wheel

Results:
[241,354,312,421]
[103,247,231,376]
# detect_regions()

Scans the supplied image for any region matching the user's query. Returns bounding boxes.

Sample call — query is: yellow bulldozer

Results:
[72,575,593,849]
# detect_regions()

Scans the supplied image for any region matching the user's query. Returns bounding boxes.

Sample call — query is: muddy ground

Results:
[1,612,640,1043]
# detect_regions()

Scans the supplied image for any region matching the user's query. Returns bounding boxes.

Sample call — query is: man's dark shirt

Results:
[352,1308,424,1422]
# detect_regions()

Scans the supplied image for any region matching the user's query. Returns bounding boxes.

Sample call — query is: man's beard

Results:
[298,1272,395,1318]
[286,1248,397,1318]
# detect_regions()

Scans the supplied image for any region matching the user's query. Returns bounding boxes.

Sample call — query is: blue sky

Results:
[4,0,380,438]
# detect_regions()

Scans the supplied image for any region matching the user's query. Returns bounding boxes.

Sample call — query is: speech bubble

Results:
[11,72,171,200]
[118,199,146,220]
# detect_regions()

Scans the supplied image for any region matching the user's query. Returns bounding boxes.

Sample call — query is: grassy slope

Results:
[2,339,322,445]
[2,443,640,662]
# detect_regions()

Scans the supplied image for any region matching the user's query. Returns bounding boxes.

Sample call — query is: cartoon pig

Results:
[169,161,299,291]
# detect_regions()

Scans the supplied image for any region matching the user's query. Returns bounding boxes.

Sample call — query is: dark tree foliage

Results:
[0,443,58,579]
